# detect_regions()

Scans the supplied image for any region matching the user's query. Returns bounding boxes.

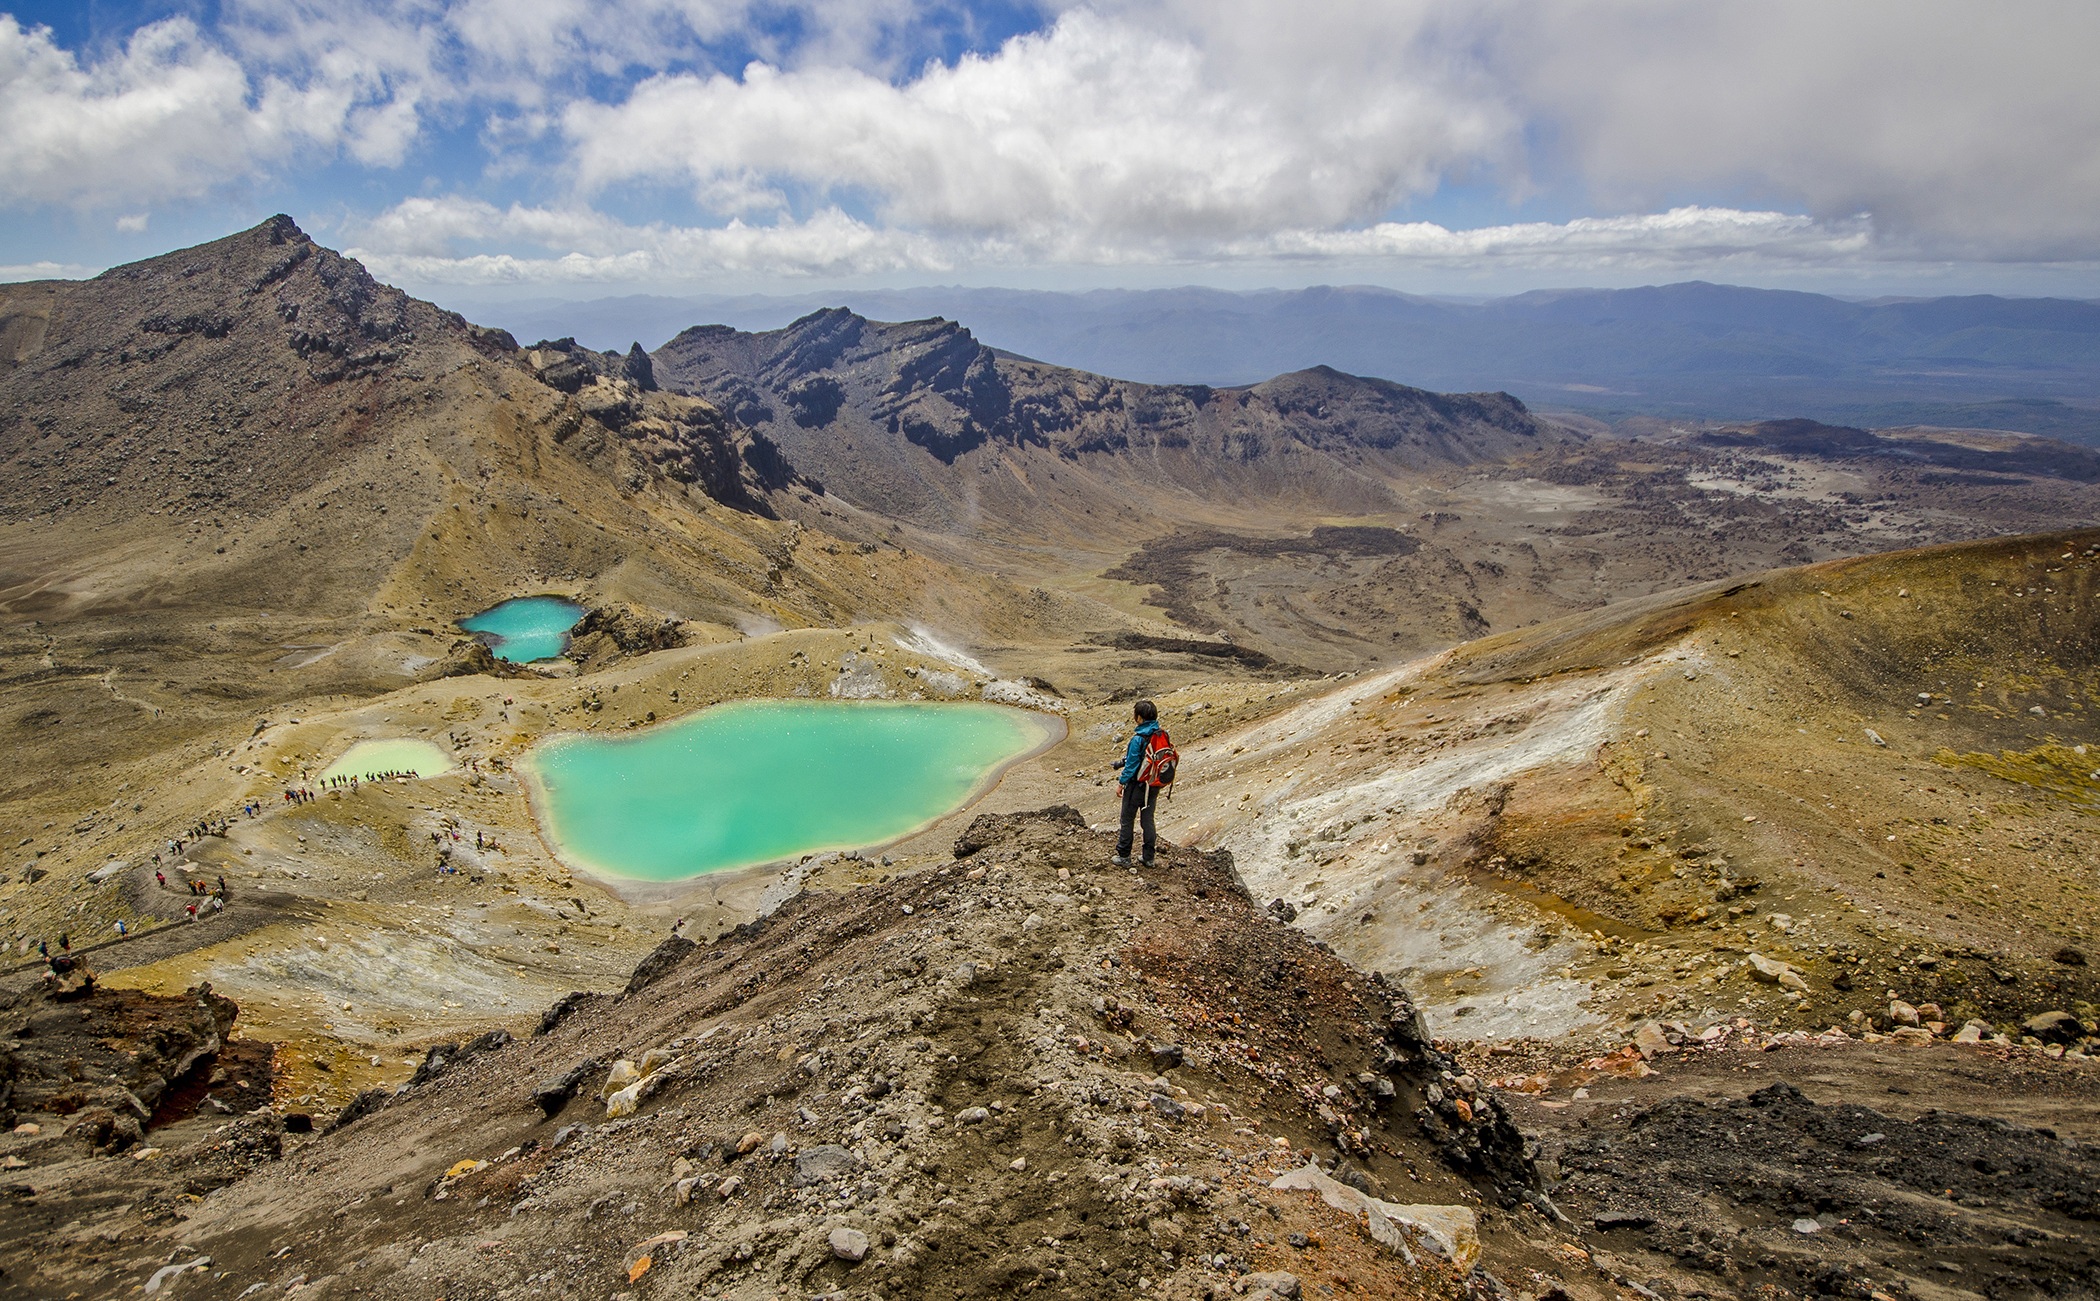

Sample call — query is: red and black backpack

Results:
[1135,728,1178,793]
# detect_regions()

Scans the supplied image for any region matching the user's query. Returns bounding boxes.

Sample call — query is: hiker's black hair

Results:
[1133,699,1158,721]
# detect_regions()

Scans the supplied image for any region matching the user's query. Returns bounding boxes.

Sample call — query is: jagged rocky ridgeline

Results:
[0,216,818,532]
[650,306,1554,534]
[0,809,1535,1299]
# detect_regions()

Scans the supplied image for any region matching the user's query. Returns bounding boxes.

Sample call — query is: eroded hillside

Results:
[1159,530,2100,1052]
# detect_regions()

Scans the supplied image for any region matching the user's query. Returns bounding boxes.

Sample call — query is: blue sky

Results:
[4,1,2098,301]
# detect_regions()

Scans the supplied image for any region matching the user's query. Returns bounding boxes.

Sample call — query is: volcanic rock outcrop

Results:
[0,812,1534,1300]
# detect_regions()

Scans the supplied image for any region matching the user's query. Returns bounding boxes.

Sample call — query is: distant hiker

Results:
[185,903,198,921]
[217,874,227,895]
[58,932,70,953]
[114,919,127,937]
[155,870,166,888]
[1113,700,1178,868]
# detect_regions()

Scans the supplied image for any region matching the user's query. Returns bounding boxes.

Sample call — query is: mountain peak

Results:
[784,305,865,331]
[0,217,476,523]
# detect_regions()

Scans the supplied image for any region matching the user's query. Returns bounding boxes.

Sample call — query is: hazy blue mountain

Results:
[443,283,2100,443]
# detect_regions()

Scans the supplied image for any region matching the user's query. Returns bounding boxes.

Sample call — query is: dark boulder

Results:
[627,936,698,994]
[536,990,597,1037]
[530,1058,605,1118]
[2024,1010,2082,1043]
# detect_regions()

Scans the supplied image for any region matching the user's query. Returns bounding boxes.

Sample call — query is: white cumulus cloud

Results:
[0,259,99,281]
[0,7,450,207]
[0,16,284,208]
[5,0,2097,284]
[562,9,1510,251]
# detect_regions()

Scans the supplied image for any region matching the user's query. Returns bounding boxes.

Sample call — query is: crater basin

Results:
[521,700,1061,883]
[461,596,585,663]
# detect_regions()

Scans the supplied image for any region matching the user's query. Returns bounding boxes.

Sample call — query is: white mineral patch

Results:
[827,653,891,699]
[1178,657,1655,1041]
[895,625,995,676]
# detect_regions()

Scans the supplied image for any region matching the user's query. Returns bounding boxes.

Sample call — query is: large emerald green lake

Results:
[521,700,1061,883]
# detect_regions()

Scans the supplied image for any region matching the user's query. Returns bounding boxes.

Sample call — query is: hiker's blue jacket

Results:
[1119,721,1162,785]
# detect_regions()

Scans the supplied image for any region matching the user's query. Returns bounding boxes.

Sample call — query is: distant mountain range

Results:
[644,307,1553,539]
[449,282,2100,444]
[9,218,2095,677]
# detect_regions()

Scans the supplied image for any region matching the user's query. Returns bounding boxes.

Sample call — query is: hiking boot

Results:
[1112,854,1132,867]
[1140,857,1155,868]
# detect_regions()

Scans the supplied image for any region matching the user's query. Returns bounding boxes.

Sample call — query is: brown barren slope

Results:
[1165,529,2100,1051]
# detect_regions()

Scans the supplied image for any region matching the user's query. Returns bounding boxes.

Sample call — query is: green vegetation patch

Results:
[1936,742,2100,810]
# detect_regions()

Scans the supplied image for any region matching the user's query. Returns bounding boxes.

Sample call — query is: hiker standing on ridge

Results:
[1113,700,1177,868]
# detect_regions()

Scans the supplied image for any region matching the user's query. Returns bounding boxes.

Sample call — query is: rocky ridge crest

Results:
[651,308,1557,534]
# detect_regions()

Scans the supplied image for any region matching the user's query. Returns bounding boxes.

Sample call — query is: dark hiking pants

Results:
[1117,781,1159,863]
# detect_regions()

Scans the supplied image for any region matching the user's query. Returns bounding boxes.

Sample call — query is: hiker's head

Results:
[1133,699,1157,722]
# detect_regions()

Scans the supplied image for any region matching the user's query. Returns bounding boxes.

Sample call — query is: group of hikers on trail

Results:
[155,868,228,896]
[149,867,229,923]
[33,933,91,986]
[1113,699,1179,868]
[325,769,419,789]
[429,819,506,876]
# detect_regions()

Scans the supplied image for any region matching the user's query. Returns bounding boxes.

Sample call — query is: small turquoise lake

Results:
[521,700,1061,883]
[461,596,585,662]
